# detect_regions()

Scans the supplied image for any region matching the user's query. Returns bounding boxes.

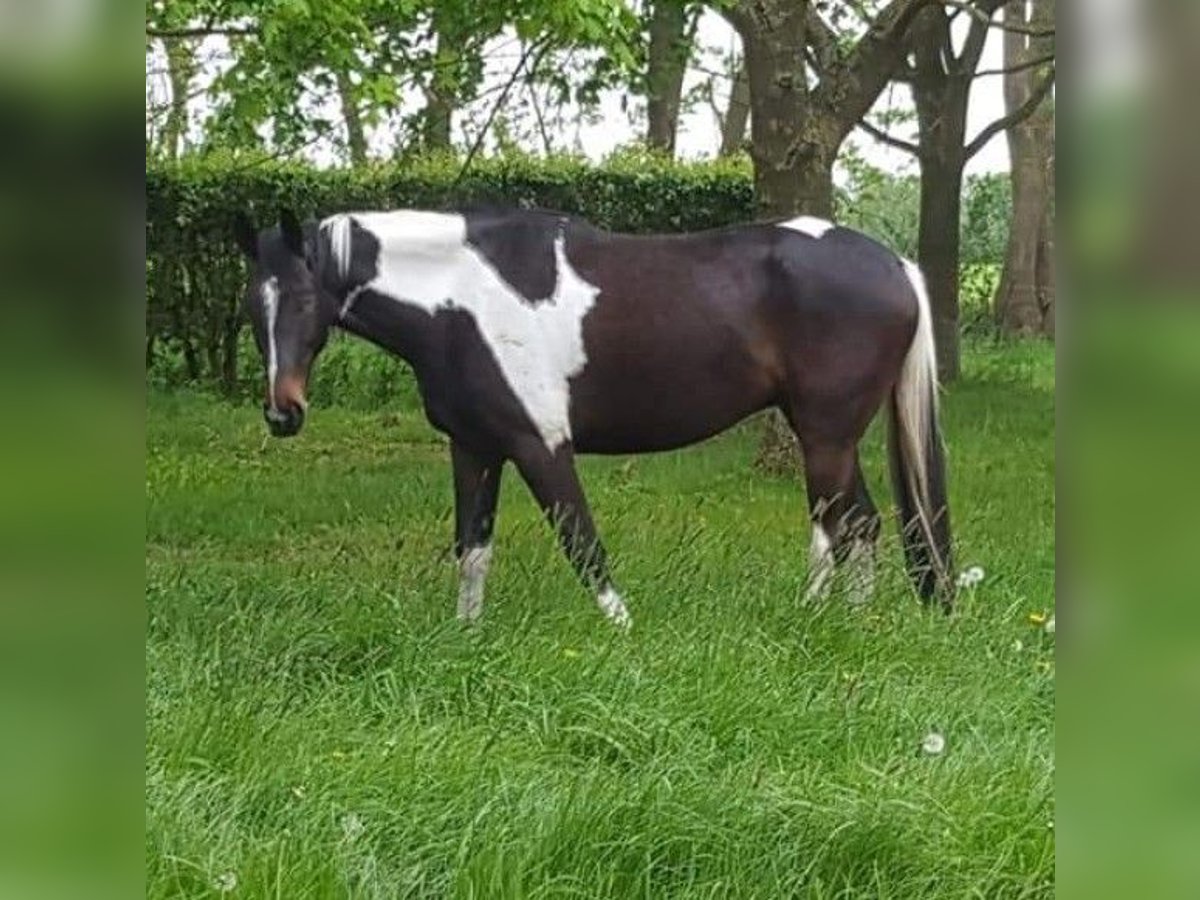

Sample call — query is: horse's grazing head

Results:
[233,209,337,438]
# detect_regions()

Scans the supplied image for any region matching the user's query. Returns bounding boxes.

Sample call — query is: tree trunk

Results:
[421,15,457,152]
[645,0,690,154]
[161,37,196,159]
[737,3,835,218]
[336,71,369,166]
[918,155,964,381]
[718,56,750,156]
[1136,2,1200,285]
[995,0,1055,336]
[911,8,969,382]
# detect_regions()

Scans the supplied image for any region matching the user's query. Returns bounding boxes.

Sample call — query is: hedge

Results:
[146,150,1007,397]
[146,151,757,395]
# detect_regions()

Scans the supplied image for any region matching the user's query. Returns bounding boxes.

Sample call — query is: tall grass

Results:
[146,340,1054,898]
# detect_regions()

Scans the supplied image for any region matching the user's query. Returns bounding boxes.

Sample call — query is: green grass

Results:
[146,340,1055,899]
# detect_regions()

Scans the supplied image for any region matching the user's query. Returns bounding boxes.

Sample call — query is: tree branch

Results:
[938,1,1055,37]
[821,0,932,136]
[974,52,1056,78]
[958,0,1004,70]
[965,65,1054,159]
[857,119,922,156]
[805,7,842,75]
[454,40,548,186]
[146,25,259,39]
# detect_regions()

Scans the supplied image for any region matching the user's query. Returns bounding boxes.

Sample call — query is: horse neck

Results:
[335,285,441,373]
[320,211,457,373]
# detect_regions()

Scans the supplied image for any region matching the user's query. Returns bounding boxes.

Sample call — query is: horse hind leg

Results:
[797,441,856,602]
[843,459,882,605]
[797,441,880,603]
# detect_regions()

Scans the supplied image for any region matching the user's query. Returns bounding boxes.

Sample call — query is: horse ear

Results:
[279,208,305,258]
[233,212,258,260]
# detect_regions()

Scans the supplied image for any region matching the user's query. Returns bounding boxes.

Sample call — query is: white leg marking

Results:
[262,277,280,409]
[778,216,835,239]
[597,585,632,630]
[845,539,876,606]
[457,544,493,623]
[804,524,835,601]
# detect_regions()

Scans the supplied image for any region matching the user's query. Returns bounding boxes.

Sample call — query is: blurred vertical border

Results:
[1063,0,1200,897]
[0,1,142,897]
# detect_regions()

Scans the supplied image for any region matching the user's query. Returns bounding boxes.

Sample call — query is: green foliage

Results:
[961,173,1012,268]
[146,152,1010,395]
[836,150,920,259]
[146,340,1055,898]
[146,0,640,159]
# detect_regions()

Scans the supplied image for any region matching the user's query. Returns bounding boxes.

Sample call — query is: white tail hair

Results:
[894,259,946,574]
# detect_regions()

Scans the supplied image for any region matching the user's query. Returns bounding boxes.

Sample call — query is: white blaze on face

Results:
[334,211,601,453]
[457,543,493,623]
[778,216,835,239]
[262,276,281,410]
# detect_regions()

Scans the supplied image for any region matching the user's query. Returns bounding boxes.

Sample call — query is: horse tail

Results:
[886,259,954,605]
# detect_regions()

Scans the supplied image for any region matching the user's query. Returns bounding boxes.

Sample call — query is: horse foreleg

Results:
[451,442,503,622]
[511,440,630,629]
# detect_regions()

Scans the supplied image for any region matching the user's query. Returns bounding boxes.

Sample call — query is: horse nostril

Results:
[263,402,304,437]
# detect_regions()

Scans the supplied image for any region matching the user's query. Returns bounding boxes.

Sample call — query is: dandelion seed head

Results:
[956,566,985,588]
[921,731,946,755]
[214,871,238,893]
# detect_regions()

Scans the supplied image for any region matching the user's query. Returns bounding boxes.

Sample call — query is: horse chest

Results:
[367,230,601,452]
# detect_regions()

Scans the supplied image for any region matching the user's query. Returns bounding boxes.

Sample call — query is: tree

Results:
[336,70,370,165]
[145,0,639,164]
[717,55,750,156]
[860,0,1054,379]
[994,0,1055,336]
[644,1,698,154]
[695,45,749,157]
[721,0,931,218]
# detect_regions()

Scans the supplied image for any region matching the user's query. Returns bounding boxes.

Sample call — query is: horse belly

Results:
[568,350,776,454]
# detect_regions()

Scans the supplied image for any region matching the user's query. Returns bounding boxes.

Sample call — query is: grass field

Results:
[146,340,1055,899]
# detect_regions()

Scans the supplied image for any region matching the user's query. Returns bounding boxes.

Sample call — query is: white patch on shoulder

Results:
[343,211,600,452]
[779,216,835,239]
[262,277,280,409]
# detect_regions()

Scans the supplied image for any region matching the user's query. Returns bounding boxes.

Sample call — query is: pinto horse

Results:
[233,206,952,627]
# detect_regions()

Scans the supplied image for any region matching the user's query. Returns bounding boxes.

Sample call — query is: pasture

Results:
[146,340,1054,899]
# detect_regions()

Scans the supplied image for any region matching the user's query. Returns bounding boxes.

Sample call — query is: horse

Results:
[232,205,953,628]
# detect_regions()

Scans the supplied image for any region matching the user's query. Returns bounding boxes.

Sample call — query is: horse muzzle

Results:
[263,401,305,437]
